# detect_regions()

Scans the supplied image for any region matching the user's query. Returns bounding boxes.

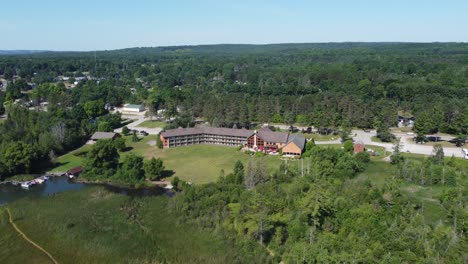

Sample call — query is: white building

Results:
[122,104,145,113]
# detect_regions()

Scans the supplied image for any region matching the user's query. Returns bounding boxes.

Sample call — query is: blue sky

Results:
[1,0,467,51]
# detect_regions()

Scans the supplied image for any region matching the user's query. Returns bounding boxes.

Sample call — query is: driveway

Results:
[351,129,464,158]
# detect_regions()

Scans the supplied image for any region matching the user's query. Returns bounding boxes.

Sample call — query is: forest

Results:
[0,43,467,262]
[0,43,467,179]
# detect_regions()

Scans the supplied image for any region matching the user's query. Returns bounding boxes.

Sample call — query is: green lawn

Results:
[50,146,92,173]
[145,144,281,184]
[136,120,167,128]
[51,137,281,184]
[303,133,338,141]
[2,187,261,263]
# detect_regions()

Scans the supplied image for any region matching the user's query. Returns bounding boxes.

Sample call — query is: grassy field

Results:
[145,144,281,184]
[50,146,92,173]
[0,208,51,264]
[303,133,338,141]
[50,136,398,185]
[51,136,281,184]
[136,120,167,128]
[1,187,261,263]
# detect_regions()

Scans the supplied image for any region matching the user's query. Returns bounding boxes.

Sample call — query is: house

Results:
[90,132,121,141]
[122,104,145,112]
[66,166,82,177]
[282,134,306,156]
[246,127,290,152]
[354,140,365,154]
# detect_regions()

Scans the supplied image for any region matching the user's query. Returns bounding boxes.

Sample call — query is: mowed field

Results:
[135,120,167,128]
[52,135,282,184]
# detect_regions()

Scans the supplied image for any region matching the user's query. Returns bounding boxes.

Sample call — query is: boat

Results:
[21,182,31,189]
[35,178,45,184]
[43,175,50,180]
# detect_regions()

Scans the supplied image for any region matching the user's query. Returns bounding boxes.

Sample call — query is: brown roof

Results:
[257,128,289,143]
[67,166,82,175]
[91,132,119,140]
[203,127,254,137]
[161,127,254,138]
[161,127,204,137]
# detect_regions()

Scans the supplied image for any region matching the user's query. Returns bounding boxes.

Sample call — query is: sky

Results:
[1,0,467,51]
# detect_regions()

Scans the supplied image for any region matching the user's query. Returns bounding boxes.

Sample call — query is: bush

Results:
[122,126,129,135]
[355,151,370,164]
[343,140,354,153]
[156,134,163,149]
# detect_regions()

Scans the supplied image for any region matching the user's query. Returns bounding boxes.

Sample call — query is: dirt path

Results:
[5,208,59,264]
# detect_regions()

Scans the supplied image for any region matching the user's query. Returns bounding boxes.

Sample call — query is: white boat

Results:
[35,178,45,184]
[43,175,50,180]
[68,174,74,179]
[21,182,31,189]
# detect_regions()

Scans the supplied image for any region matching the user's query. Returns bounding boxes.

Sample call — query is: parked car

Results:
[140,131,148,136]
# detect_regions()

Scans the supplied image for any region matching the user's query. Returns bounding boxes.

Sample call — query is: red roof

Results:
[67,166,82,175]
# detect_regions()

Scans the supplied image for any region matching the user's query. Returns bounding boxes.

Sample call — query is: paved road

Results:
[351,129,464,158]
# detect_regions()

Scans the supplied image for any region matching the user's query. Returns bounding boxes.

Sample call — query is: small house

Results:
[90,132,120,141]
[66,166,82,177]
[354,140,365,154]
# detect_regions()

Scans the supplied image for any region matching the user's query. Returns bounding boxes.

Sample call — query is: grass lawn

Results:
[0,208,51,264]
[1,174,38,182]
[303,133,338,141]
[1,187,261,263]
[50,145,92,173]
[136,120,167,128]
[144,145,281,184]
[365,145,391,160]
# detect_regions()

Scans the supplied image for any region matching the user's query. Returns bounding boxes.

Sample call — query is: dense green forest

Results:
[0,43,467,262]
[0,43,467,178]
[169,148,467,263]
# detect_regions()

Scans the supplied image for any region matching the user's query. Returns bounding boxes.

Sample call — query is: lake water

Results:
[0,177,87,205]
[0,177,172,205]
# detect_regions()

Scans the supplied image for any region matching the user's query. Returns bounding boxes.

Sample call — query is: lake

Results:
[0,177,172,205]
[0,177,86,205]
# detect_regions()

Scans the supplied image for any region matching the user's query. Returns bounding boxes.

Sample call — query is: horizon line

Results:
[1,41,468,53]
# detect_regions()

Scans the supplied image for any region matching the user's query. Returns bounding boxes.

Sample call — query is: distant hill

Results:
[0,50,49,55]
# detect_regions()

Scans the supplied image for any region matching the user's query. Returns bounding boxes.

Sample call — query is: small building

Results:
[90,132,121,141]
[66,166,82,177]
[354,140,365,154]
[282,134,306,156]
[122,104,145,112]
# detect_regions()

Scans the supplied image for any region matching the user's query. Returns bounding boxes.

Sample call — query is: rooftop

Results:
[161,127,254,138]
[91,132,119,140]
[124,104,144,109]
[286,133,306,150]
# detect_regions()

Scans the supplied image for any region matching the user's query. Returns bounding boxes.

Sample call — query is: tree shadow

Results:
[122,146,134,152]
[161,170,175,178]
